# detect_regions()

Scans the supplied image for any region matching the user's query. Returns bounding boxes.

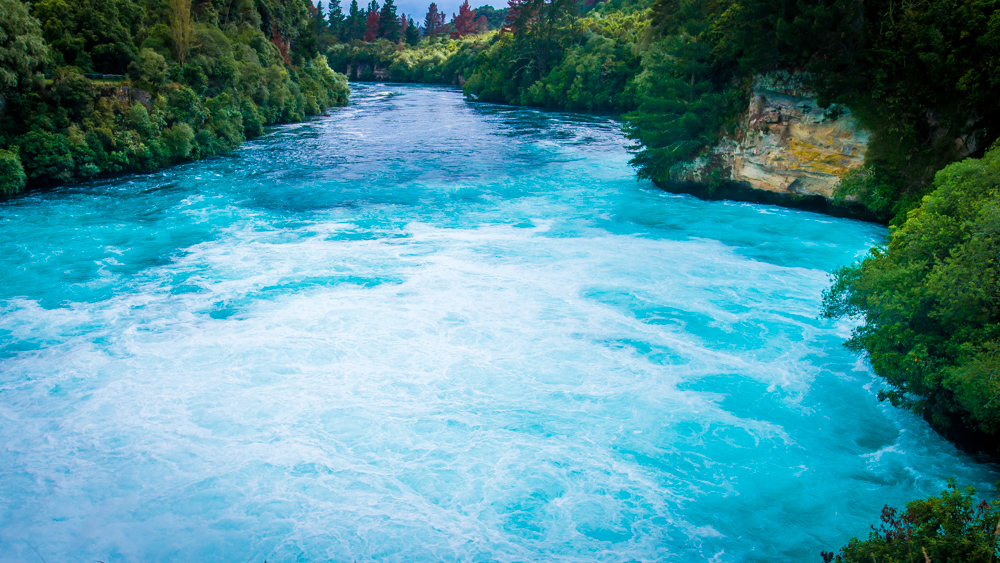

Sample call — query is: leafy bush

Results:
[822,483,1000,563]
[17,130,76,183]
[0,147,26,195]
[162,123,195,160]
[833,166,907,223]
[823,146,1000,447]
[128,48,168,86]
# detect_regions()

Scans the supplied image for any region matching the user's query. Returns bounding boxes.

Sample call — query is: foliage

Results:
[464,7,644,111]
[0,0,349,195]
[329,35,487,83]
[378,0,400,41]
[823,146,1000,446]
[0,0,47,93]
[328,1,647,114]
[0,147,26,196]
[423,2,447,36]
[624,0,742,181]
[837,0,1000,221]
[822,482,1000,563]
[169,0,195,66]
[833,165,908,222]
[32,0,144,73]
[472,5,509,30]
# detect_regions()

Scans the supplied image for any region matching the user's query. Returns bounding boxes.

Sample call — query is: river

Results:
[0,84,995,562]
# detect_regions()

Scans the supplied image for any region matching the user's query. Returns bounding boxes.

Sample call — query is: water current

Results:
[0,84,996,562]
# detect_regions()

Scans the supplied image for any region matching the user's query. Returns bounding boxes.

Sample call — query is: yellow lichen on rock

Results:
[673,72,870,202]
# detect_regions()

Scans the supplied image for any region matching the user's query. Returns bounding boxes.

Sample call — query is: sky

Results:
[320,0,503,25]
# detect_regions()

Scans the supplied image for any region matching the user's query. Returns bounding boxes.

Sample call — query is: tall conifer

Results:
[405,14,421,45]
[329,0,346,40]
[346,0,364,40]
[423,3,443,36]
[451,0,475,36]
[364,0,380,41]
[378,0,400,41]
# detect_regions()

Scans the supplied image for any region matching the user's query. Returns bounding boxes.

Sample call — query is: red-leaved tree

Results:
[450,0,476,37]
[364,9,380,40]
[423,2,446,36]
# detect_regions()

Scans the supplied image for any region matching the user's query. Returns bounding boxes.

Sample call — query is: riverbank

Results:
[0,0,349,197]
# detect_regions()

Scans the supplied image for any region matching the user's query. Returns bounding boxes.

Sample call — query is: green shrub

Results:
[0,147,26,196]
[823,146,1000,446]
[162,123,195,161]
[17,130,75,183]
[822,482,1000,563]
[128,48,168,86]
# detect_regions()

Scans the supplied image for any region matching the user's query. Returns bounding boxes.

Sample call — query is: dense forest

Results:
[0,0,349,196]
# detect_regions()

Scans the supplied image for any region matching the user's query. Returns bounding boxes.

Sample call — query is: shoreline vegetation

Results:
[0,0,349,198]
[2,0,1000,558]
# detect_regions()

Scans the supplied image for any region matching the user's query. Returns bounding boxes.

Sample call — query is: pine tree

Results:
[328,0,346,40]
[346,0,364,40]
[424,2,443,37]
[315,1,328,32]
[378,0,400,41]
[451,0,476,37]
[405,14,421,45]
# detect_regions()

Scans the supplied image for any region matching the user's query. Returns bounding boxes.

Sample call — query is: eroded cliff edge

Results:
[664,72,878,221]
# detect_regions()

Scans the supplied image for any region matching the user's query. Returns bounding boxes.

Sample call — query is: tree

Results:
[625,31,735,183]
[0,147,26,196]
[471,5,508,30]
[169,0,196,66]
[423,2,445,36]
[451,0,476,37]
[364,0,380,41]
[0,0,47,94]
[314,1,328,32]
[404,14,421,45]
[328,0,346,40]
[502,0,524,33]
[127,48,168,85]
[33,0,144,73]
[345,0,364,40]
[474,14,488,33]
[378,0,400,41]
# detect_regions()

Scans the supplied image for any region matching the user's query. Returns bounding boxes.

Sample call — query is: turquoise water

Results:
[0,84,995,562]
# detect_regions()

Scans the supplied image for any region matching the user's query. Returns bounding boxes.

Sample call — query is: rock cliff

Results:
[669,72,875,219]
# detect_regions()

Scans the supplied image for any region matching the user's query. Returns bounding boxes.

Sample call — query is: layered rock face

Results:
[674,72,871,205]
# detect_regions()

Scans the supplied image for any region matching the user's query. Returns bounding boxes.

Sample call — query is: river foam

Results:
[0,84,995,562]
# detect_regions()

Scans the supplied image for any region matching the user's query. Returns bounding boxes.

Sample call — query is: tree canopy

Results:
[0,0,47,92]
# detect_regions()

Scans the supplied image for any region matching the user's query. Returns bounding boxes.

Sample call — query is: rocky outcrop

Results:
[669,72,875,219]
[346,64,390,81]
